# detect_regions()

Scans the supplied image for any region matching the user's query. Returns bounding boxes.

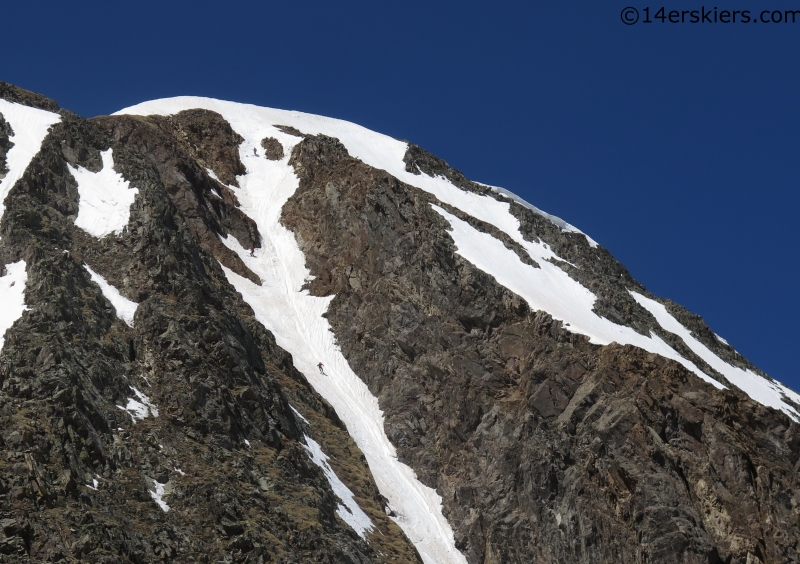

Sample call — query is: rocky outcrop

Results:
[261,138,284,161]
[283,134,800,564]
[0,114,12,179]
[0,84,420,563]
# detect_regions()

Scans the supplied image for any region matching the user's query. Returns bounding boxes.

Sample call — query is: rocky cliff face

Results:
[0,84,419,563]
[0,83,797,564]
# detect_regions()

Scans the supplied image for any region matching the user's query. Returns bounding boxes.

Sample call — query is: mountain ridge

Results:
[0,82,796,564]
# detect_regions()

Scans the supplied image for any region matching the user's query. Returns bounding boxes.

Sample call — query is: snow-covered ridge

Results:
[84,264,138,327]
[431,205,800,419]
[0,260,29,352]
[115,97,595,248]
[476,181,598,247]
[68,148,139,238]
[430,205,725,388]
[0,100,61,223]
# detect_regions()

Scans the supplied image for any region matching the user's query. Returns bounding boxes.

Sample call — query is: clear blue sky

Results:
[4,1,799,391]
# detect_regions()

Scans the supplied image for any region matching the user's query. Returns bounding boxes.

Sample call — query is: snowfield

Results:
[117,386,159,422]
[630,292,800,420]
[0,101,59,353]
[115,96,800,560]
[68,148,139,238]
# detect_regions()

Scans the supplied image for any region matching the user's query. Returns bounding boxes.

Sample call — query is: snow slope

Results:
[149,479,170,512]
[0,260,28,352]
[431,206,800,419]
[68,148,139,238]
[84,264,138,327]
[0,100,61,223]
[430,205,724,390]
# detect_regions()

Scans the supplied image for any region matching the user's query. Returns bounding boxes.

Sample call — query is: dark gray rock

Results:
[0,114,12,179]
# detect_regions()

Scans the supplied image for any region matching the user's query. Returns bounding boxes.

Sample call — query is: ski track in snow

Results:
[114,96,800,554]
[303,434,374,539]
[68,148,139,238]
[0,100,61,225]
[83,264,138,327]
[0,260,28,352]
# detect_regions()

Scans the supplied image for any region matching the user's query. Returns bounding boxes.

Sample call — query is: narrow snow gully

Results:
[0,99,60,353]
[116,99,468,564]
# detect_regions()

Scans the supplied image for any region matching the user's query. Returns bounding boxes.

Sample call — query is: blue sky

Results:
[4,1,799,391]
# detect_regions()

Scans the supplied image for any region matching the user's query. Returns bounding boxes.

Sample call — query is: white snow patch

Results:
[429,205,726,391]
[714,333,730,346]
[630,292,800,420]
[149,479,170,512]
[116,98,467,564]
[86,477,99,490]
[68,148,138,237]
[303,434,373,539]
[290,405,310,424]
[117,386,159,422]
[0,100,61,223]
[244,439,251,447]
[83,264,138,327]
[174,467,185,476]
[0,260,28,352]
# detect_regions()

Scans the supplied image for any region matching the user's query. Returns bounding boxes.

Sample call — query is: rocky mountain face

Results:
[0,82,797,564]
